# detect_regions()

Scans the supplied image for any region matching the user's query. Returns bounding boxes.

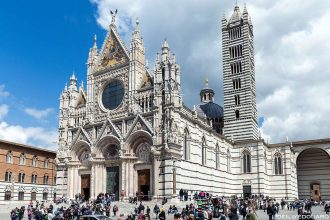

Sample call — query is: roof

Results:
[0,139,57,154]
[229,5,242,24]
[196,102,224,119]
[269,138,330,148]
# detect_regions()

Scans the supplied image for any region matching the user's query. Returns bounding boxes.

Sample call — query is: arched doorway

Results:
[297,148,330,201]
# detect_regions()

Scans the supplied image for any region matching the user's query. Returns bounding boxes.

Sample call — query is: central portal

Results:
[106,166,119,200]
[81,174,90,200]
[138,169,150,201]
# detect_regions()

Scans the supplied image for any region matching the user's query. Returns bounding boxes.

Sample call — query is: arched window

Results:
[19,153,26,165]
[43,175,49,185]
[6,151,13,163]
[31,172,37,184]
[32,156,38,167]
[227,149,231,173]
[183,129,190,160]
[5,170,12,182]
[18,172,25,183]
[235,110,240,119]
[216,144,220,170]
[202,137,206,166]
[242,150,251,173]
[44,158,49,169]
[274,153,283,175]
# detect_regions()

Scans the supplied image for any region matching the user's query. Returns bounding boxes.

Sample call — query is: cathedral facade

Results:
[56,5,330,201]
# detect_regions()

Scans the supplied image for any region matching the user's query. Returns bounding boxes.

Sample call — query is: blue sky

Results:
[1,0,330,149]
[0,0,106,147]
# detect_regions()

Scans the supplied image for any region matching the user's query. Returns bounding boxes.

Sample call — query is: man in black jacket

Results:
[267,203,275,220]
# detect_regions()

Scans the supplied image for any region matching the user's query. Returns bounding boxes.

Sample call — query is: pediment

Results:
[126,114,153,139]
[71,127,92,147]
[96,118,123,142]
[96,25,129,71]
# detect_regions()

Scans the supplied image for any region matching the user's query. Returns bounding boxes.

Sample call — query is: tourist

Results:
[158,208,166,220]
[153,204,160,219]
[113,204,118,216]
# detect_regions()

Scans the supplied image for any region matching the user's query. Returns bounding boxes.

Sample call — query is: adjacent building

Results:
[55,5,330,201]
[0,139,56,202]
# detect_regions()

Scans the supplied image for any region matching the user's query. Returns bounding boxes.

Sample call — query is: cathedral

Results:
[56,5,330,201]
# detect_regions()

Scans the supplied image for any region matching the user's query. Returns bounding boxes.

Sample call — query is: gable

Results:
[97,25,129,71]
[125,115,153,139]
[96,118,123,142]
[71,127,92,147]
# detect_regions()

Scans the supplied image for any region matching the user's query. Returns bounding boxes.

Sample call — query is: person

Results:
[154,204,160,219]
[146,206,151,216]
[113,204,118,216]
[179,189,184,201]
[228,207,238,220]
[159,208,166,220]
[240,203,247,220]
[267,203,275,220]
[174,213,181,220]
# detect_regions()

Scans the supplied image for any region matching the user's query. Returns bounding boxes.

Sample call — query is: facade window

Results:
[230,61,242,74]
[18,173,25,183]
[19,153,26,165]
[32,156,38,167]
[43,192,48,201]
[232,78,241,90]
[183,129,190,160]
[44,159,49,169]
[43,175,49,185]
[31,192,36,201]
[202,138,207,166]
[235,110,240,119]
[229,27,242,40]
[274,153,283,175]
[18,192,24,201]
[229,44,243,59]
[54,176,57,185]
[31,174,37,184]
[216,145,220,170]
[6,151,13,163]
[4,191,11,201]
[5,171,12,182]
[234,95,240,105]
[242,151,251,173]
[227,150,231,173]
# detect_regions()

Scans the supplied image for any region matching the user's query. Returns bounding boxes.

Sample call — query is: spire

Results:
[243,3,248,14]
[161,38,170,61]
[93,34,97,49]
[69,72,78,91]
[132,17,141,41]
[229,4,242,24]
[70,72,76,82]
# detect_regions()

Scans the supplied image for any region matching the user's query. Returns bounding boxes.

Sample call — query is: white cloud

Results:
[0,121,57,149]
[91,0,330,143]
[0,85,10,99]
[0,104,9,120]
[24,107,53,120]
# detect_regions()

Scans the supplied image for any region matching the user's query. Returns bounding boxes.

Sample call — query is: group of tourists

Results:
[8,190,329,220]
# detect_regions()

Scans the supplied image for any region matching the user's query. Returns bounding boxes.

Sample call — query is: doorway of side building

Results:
[30,192,36,201]
[311,183,321,202]
[243,185,251,199]
[138,169,150,201]
[81,174,91,200]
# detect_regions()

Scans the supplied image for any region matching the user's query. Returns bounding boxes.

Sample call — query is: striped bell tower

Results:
[222,4,258,141]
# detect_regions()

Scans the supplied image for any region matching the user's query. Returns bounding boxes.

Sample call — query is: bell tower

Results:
[222,4,258,141]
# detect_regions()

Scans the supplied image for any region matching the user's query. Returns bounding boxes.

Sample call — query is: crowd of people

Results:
[8,191,328,220]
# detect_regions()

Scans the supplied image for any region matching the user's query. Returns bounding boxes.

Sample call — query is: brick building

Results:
[0,139,56,202]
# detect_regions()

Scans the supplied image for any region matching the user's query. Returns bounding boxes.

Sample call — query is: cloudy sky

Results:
[0,0,330,149]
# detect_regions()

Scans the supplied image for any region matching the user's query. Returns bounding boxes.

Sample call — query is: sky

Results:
[0,0,330,150]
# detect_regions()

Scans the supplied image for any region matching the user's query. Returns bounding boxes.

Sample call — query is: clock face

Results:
[102,80,124,110]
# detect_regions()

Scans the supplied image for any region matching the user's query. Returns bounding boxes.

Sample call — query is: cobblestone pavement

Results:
[0,201,328,220]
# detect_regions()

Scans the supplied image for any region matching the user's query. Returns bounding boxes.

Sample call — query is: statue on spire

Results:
[110,9,118,24]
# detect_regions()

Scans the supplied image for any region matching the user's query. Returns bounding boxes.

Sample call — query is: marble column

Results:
[152,156,161,199]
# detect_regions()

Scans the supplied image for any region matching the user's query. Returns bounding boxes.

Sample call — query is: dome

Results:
[196,102,224,119]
